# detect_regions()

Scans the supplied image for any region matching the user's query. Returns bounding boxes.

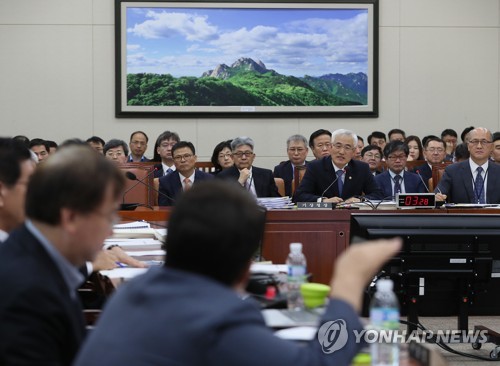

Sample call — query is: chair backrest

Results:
[430,162,451,192]
[405,160,426,171]
[118,163,155,207]
[274,178,285,197]
[196,161,215,173]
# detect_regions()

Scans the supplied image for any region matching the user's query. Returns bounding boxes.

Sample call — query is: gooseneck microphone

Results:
[125,171,176,205]
[320,168,346,202]
[121,168,158,210]
[415,170,430,193]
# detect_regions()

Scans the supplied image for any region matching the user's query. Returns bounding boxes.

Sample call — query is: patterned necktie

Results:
[393,174,402,197]
[165,168,173,176]
[336,170,345,197]
[183,177,191,191]
[474,167,485,204]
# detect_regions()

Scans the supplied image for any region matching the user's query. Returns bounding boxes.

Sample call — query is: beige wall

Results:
[1,0,499,168]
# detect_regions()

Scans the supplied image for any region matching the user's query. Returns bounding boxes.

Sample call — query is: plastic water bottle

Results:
[370,279,399,366]
[286,242,307,311]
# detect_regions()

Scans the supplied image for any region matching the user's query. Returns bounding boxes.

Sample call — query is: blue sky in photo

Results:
[125,6,369,77]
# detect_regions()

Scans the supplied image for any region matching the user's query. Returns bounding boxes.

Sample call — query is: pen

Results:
[115,261,126,268]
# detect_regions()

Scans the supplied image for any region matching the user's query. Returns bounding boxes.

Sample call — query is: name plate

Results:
[297,202,334,210]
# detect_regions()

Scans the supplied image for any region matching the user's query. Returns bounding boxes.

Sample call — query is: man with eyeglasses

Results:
[158,141,213,206]
[413,137,447,186]
[103,139,129,164]
[0,146,125,365]
[217,136,280,197]
[436,127,500,204]
[273,134,310,196]
[295,129,383,203]
[375,141,426,199]
[127,131,150,162]
[361,145,384,176]
[153,131,180,178]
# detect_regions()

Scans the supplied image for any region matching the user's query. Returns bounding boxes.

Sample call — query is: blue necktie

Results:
[474,167,485,204]
[393,175,402,198]
[165,168,173,176]
[336,170,345,197]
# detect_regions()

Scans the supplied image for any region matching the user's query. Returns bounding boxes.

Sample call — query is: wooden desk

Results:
[119,207,500,285]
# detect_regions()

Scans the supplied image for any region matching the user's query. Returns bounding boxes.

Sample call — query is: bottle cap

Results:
[376,279,393,292]
[290,242,303,253]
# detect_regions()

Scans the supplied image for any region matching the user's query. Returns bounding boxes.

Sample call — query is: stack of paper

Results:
[112,221,157,239]
[257,196,294,210]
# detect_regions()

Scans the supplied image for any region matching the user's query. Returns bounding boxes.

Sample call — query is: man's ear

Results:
[59,207,79,234]
[0,182,7,207]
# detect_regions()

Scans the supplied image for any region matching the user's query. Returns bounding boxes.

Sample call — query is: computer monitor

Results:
[350,213,500,327]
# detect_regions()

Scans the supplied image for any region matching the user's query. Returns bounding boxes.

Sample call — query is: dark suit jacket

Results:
[413,163,432,189]
[158,170,213,206]
[74,267,364,365]
[374,170,427,199]
[217,166,280,197]
[435,160,500,204]
[294,157,383,202]
[0,225,85,365]
[273,160,309,197]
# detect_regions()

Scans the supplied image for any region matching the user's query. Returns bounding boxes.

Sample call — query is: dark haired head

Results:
[0,138,32,187]
[493,132,500,143]
[59,138,86,149]
[441,129,457,139]
[165,180,266,286]
[361,144,383,157]
[388,129,406,141]
[423,136,444,149]
[153,131,180,162]
[454,143,470,162]
[309,129,331,149]
[211,140,233,171]
[383,140,409,158]
[172,141,195,157]
[29,138,49,151]
[86,136,106,146]
[13,135,30,148]
[461,126,475,142]
[367,131,386,144]
[404,135,424,160]
[103,139,129,156]
[129,131,149,143]
[25,146,125,225]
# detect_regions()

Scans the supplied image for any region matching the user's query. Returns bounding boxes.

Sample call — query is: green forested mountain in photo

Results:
[127,58,367,107]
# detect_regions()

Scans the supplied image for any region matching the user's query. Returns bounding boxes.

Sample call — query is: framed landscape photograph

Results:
[115,0,378,118]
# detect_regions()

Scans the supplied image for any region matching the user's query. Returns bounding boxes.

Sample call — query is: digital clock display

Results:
[396,193,436,208]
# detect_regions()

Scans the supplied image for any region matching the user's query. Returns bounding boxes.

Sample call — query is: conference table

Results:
[119,206,500,286]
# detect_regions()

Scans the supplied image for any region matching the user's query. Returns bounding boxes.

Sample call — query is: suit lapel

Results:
[486,161,497,203]
[323,158,338,197]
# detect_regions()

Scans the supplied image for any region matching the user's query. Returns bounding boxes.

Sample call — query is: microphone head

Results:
[125,171,138,181]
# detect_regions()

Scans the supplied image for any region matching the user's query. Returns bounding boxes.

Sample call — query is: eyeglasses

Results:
[288,148,306,153]
[173,153,194,161]
[426,148,445,153]
[130,140,146,146]
[106,151,124,157]
[232,151,254,158]
[363,153,381,159]
[218,153,232,159]
[468,139,492,146]
[387,155,407,161]
[332,143,355,152]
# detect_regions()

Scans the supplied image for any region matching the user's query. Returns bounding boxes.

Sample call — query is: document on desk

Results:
[100,267,149,280]
[104,238,163,251]
[125,250,165,257]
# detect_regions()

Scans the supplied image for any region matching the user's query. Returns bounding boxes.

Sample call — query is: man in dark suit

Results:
[153,130,180,178]
[217,136,280,197]
[436,127,500,203]
[295,129,383,203]
[158,141,213,206]
[361,145,383,176]
[413,136,447,188]
[74,180,401,366]
[127,130,150,162]
[375,141,426,199]
[0,145,126,365]
[273,134,309,196]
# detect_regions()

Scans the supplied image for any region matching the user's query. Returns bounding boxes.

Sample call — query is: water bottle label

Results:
[370,307,399,330]
[288,265,306,278]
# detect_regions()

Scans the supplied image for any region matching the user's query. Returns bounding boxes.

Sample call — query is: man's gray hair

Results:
[286,134,308,148]
[331,129,358,146]
[231,136,254,151]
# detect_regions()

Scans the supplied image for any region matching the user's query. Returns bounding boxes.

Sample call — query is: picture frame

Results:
[115,0,378,118]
